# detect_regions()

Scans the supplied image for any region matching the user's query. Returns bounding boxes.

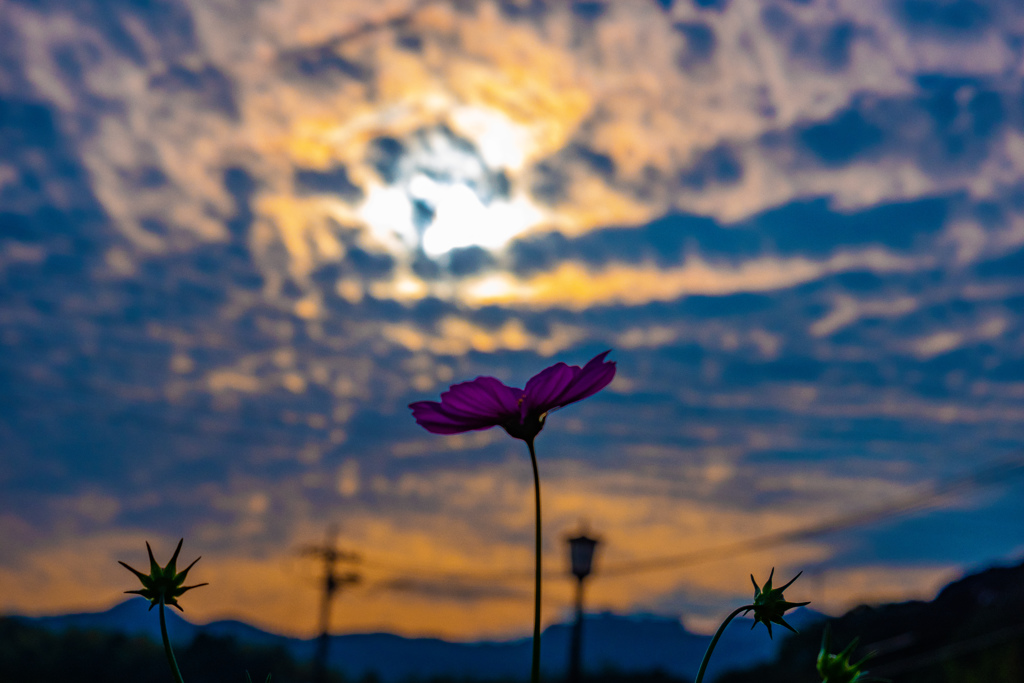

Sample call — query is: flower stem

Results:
[526,438,542,683]
[694,604,754,683]
[158,596,185,683]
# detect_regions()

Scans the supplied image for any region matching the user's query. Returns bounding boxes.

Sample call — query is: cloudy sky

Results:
[3,0,1024,641]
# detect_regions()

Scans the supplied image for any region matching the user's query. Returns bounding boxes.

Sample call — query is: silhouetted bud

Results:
[744,567,810,638]
[817,624,882,683]
[119,539,208,612]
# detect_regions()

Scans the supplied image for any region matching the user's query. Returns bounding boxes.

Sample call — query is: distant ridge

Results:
[21,557,1024,681]
[12,601,817,681]
[718,555,1024,682]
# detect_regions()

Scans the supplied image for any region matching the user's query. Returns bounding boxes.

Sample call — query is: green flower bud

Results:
[744,568,810,638]
[119,539,207,612]
[817,624,882,683]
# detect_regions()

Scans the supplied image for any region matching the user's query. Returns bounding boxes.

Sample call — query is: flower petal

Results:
[522,362,578,418]
[440,376,521,420]
[409,401,497,434]
[409,352,614,437]
[553,350,616,407]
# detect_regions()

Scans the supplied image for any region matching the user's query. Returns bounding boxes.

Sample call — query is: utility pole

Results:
[300,526,360,683]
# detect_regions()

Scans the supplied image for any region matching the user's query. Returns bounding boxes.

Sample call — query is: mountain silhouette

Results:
[16,602,818,681]
[719,555,1024,682]
[19,555,1024,682]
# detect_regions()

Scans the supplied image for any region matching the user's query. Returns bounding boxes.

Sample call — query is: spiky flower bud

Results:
[744,567,810,638]
[817,624,880,683]
[119,539,207,611]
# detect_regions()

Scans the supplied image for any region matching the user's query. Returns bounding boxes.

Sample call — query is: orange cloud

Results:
[462,249,920,310]
[1,459,941,639]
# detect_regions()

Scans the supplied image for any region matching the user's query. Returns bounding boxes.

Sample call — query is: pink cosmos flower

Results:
[408,350,615,683]
[409,351,616,442]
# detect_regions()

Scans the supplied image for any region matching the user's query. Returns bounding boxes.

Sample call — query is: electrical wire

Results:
[869,619,1024,678]
[599,450,1024,578]
[351,451,1024,585]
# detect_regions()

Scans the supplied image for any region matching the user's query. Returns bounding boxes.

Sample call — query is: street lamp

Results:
[566,526,600,683]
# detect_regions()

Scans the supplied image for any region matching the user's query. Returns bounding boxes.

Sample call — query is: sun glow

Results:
[361,175,545,258]
[355,108,549,258]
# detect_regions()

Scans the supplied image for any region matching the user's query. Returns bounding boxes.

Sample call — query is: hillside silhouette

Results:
[4,556,1024,683]
[719,556,1024,683]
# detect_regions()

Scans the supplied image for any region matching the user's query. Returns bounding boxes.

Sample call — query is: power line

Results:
[869,619,1024,678]
[354,452,1024,585]
[598,451,1024,578]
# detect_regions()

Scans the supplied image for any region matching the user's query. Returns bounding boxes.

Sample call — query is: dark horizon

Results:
[10,554,1024,683]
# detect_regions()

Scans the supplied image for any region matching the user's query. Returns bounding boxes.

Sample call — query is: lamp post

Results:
[567,527,599,683]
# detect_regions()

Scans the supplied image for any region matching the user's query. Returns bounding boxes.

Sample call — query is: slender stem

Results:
[694,605,754,683]
[526,438,542,683]
[158,596,185,683]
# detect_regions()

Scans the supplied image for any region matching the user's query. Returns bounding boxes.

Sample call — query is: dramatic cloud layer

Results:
[2,0,1024,639]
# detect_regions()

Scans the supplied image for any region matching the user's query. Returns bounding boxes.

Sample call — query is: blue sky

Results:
[2,0,1024,639]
